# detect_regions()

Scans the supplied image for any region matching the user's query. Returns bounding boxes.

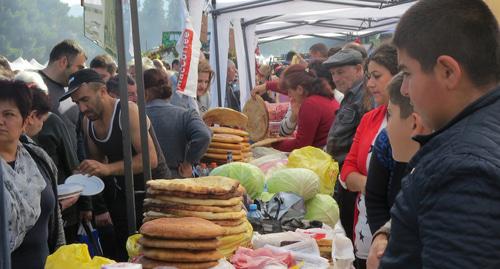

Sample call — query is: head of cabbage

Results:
[266,168,320,200]
[304,194,339,227]
[209,162,265,199]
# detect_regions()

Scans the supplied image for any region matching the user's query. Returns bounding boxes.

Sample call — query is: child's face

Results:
[387,101,418,162]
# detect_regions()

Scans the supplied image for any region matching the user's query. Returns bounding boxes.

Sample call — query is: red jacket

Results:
[340,105,387,182]
[274,95,339,152]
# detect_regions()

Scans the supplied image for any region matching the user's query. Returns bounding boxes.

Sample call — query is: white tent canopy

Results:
[199,0,416,108]
[8,57,46,71]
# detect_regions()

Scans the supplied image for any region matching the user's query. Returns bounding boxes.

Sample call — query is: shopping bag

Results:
[287,146,339,195]
[45,244,115,269]
[77,221,103,257]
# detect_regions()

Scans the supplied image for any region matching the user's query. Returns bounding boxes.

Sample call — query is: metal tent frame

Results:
[209,0,415,107]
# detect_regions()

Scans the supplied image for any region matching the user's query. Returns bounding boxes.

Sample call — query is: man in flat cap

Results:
[323,48,371,244]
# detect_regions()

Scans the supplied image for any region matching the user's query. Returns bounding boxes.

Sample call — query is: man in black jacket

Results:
[379,0,500,268]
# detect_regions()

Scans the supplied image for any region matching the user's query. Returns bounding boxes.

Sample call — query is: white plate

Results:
[65,174,105,196]
[58,192,81,201]
[57,183,84,196]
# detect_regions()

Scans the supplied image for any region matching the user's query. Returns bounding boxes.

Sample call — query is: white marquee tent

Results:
[7,57,46,71]
[144,0,423,108]
[193,0,417,108]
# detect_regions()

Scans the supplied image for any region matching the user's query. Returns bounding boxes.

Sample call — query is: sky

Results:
[60,0,80,5]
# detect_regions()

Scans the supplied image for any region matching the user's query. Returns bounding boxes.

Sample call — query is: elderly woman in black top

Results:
[0,80,64,269]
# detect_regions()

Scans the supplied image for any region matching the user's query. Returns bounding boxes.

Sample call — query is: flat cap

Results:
[323,48,363,68]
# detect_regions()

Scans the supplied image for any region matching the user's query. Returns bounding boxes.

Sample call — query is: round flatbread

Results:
[147,185,245,200]
[207,147,242,155]
[137,256,219,269]
[157,209,247,220]
[222,221,251,235]
[205,152,243,161]
[211,218,246,227]
[250,137,293,148]
[212,133,244,144]
[209,142,243,150]
[138,236,220,250]
[243,95,269,142]
[147,177,239,195]
[142,247,223,262]
[139,217,224,239]
[144,198,243,213]
[210,126,249,137]
[151,195,243,206]
[203,108,248,129]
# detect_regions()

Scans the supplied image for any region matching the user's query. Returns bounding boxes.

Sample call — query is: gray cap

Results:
[323,48,363,68]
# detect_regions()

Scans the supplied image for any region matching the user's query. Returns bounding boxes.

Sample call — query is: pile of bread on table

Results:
[137,176,252,269]
[202,108,253,164]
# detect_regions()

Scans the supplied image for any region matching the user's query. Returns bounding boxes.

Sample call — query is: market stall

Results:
[205,0,417,108]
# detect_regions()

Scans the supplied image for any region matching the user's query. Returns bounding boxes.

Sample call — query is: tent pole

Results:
[130,0,151,183]
[0,163,10,269]
[241,19,254,93]
[115,0,137,234]
[212,0,223,107]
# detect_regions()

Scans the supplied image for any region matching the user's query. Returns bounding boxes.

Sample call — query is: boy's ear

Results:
[411,112,432,137]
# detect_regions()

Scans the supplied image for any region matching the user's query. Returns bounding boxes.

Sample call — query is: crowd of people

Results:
[0,0,499,268]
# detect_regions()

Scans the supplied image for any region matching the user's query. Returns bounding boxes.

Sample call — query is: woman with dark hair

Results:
[339,43,398,269]
[144,69,211,178]
[0,80,65,269]
[272,64,340,152]
[16,70,86,243]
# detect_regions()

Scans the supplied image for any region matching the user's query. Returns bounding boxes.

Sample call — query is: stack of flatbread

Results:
[143,176,253,257]
[204,127,253,164]
[136,217,224,269]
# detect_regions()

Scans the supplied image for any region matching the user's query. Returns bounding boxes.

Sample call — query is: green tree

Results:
[139,0,168,50]
[0,0,105,62]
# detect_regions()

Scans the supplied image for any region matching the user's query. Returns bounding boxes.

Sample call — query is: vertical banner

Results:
[176,0,201,98]
[84,0,117,57]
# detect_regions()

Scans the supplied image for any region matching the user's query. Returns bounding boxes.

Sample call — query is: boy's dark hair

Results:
[48,39,86,64]
[90,54,117,75]
[393,0,500,86]
[388,72,413,119]
[0,80,33,120]
[171,59,180,66]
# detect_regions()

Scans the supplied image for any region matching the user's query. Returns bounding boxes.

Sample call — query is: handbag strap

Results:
[82,221,103,256]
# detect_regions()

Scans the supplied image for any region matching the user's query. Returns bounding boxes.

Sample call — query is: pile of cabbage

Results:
[209,161,339,227]
[266,168,339,227]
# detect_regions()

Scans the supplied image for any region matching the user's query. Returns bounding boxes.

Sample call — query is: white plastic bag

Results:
[252,232,310,249]
[264,244,329,269]
[332,232,355,269]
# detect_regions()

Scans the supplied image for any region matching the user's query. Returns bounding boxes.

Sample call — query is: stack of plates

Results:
[57,183,84,200]
[59,174,105,198]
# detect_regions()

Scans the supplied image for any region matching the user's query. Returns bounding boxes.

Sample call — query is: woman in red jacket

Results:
[339,44,399,269]
[273,64,340,152]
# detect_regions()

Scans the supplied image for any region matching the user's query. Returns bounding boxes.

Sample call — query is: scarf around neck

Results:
[2,142,47,252]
